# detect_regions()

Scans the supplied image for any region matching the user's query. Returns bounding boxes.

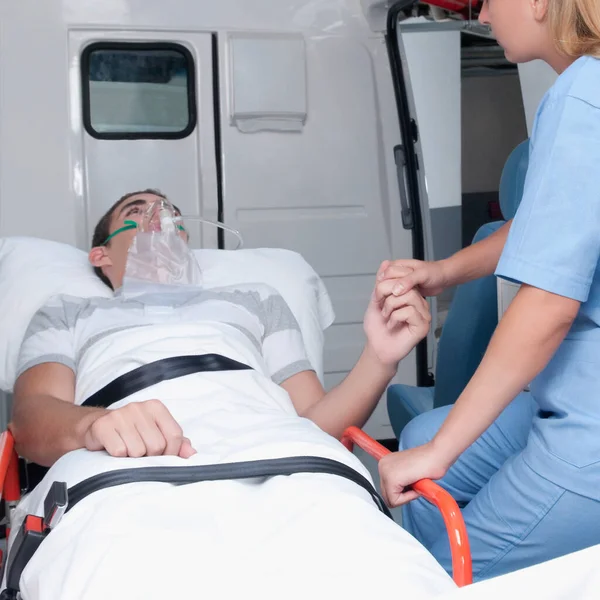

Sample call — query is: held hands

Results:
[368,257,453,507]
[364,262,432,367]
[84,399,197,459]
[376,259,449,298]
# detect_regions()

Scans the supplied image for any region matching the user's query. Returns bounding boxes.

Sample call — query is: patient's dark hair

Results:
[91,188,167,290]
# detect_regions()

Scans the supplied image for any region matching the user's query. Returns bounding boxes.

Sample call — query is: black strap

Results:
[16,355,254,498]
[82,354,253,409]
[65,456,392,519]
[0,457,391,598]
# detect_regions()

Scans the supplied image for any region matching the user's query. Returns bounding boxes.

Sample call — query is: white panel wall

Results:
[0,1,417,440]
[0,0,382,245]
[68,30,220,250]
[518,60,558,135]
[401,30,462,209]
[218,34,414,439]
[0,3,77,244]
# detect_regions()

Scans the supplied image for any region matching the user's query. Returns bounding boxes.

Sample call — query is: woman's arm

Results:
[443,220,512,286]
[377,220,512,297]
[379,284,580,506]
[432,284,579,465]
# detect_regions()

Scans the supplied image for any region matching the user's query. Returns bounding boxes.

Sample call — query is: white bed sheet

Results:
[438,543,600,599]
[6,370,456,600]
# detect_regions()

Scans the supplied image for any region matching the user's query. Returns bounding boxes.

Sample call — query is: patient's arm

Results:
[282,346,396,439]
[282,289,430,439]
[12,363,196,466]
[11,363,105,466]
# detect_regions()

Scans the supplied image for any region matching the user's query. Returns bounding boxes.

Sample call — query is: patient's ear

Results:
[89,246,112,268]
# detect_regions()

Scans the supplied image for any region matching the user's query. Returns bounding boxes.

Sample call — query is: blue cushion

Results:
[433,221,503,408]
[387,384,435,440]
[499,139,529,220]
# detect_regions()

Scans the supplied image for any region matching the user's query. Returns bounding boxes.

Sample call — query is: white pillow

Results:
[0,237,335,392]
[195,248,335,382]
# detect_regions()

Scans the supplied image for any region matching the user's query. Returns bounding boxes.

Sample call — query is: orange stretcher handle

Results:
[341,426,472,587]
[0,430,21,504]
[0,429,472,586]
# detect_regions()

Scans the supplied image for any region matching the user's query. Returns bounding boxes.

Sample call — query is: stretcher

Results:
[0,424,472,599]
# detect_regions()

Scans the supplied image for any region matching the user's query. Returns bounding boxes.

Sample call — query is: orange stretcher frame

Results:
[0,427,472,587]
[341,426,472,587]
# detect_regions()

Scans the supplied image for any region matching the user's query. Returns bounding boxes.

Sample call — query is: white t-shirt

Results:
[11,286,458,600]
[17,283,314,405]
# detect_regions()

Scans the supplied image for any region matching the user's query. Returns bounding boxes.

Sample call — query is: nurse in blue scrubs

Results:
[375,0,600,582]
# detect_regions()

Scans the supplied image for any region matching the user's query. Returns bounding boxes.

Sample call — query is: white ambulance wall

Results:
[400,29,461,316]
[217,33,414,439]
[0,0,378,245]
[68,30,220,250]
[0,0,416,439]
[401,30,462,211]
[518,60,558,135]
[0,4,77,244]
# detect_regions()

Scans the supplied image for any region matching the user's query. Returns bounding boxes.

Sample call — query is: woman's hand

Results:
[376,259,450,298]
[378,442,450,507]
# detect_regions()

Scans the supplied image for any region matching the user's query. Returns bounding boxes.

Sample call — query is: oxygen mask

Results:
[121,198,203,294]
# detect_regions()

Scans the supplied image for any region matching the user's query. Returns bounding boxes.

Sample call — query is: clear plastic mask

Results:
[121,199,203,294]
[172,215,244,251]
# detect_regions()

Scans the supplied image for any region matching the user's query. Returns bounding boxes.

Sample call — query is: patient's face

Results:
[89,192,188,290]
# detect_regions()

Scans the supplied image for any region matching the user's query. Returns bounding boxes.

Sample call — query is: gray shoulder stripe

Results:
[24,307,69,337]
[60,287,267,322]
[61,299,89,327]
[224,323,262,353]
[111,288,263,311]
[261,295,300,338]
[200,289,263,318]
[23,296,93,339]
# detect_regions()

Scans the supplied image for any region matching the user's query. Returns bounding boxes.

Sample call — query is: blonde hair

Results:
[547,0,600,58]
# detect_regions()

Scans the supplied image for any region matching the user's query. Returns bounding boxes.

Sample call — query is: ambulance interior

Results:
[1,0,596,596]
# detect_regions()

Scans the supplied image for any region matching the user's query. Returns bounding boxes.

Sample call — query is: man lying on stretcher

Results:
[11,190,430,467]
[4,190,454,600]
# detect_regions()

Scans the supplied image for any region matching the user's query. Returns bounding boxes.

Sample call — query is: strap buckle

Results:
[1,482,68,598]
[43,482,68,529]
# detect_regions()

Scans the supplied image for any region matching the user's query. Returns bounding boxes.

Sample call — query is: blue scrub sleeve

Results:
[496,96,600,302]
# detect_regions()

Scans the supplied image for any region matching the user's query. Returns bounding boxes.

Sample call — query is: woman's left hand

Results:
[378,442,450,507]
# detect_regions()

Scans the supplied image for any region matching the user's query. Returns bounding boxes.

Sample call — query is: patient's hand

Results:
[83,400,197,459]
[364,278,431,367]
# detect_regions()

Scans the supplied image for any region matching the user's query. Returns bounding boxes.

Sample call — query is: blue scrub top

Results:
[496,56,600,501]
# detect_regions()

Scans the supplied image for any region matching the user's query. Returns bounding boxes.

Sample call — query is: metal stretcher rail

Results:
[0,427,472,588]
